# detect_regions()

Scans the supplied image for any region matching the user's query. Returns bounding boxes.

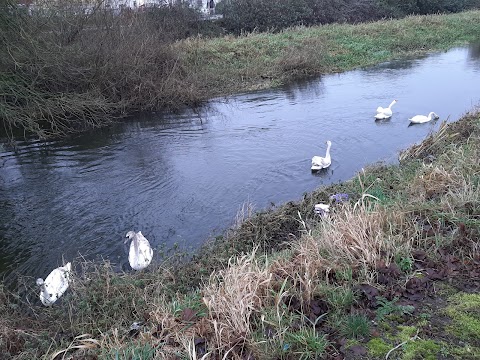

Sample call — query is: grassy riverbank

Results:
[1,110,479,359]
[180,10,480,94]
[1,9,480,138]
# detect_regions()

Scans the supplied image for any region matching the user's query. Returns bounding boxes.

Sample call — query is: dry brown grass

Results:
[409,164,464,201]
[202,250,272,355]
[408,122,479,209]
[274,38,328,77]
[233,201,256,230]
[264,195,420,304]
[317,206,406,274]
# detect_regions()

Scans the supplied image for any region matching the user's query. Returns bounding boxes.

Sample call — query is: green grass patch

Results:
[341,314,370,339]
[444,293,480,343]
[283,328,329,360]
[402,339,442,360]
[322,285,356,311]
[376,297,415,322]
[100,344,156,360]
[367,337,391,357]
[182,11,480,96]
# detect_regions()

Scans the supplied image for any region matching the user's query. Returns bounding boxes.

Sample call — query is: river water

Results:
[1,44,479,281]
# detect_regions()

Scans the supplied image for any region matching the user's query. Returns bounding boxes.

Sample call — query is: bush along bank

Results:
[1,110,479,359]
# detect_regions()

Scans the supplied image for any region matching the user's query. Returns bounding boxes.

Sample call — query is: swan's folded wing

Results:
[311,156,323,166]
[42,269,70,304]
[312,156,328,167]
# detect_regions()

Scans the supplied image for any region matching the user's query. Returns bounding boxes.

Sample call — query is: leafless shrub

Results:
[1,0,205,138]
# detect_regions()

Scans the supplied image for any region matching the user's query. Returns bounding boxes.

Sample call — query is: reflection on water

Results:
[282,76,326,103]
[1,44,480,284]
[468,40,480,67]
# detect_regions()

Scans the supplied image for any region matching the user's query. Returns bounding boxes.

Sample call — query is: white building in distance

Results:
[17,0,218,14]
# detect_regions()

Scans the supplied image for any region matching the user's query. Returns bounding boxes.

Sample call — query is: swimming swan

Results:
[409,112,439,124]
[125,231,153,270]
[311,141,332,171]
[375,100,397,120]
[36,262,71,306]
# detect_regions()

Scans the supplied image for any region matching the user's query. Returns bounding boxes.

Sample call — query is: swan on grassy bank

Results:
[36,262,71,306]
[314,203,330,217]
[311,141,332,171]
[125,231,153,270]
[375,100,397,120]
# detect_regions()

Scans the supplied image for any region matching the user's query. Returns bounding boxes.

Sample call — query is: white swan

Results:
[125,231,153,270]
[409,112,439,124]
[311,141,332,171]
[314,203,330,217]
[375,100,397,120]
[36,262,71,306]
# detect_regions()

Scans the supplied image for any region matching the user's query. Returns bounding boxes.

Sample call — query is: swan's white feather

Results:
[126,231,153,271]
[314,203,330,217]
[37,262,71,306]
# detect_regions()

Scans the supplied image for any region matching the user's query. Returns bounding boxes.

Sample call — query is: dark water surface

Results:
[1,45,480,281]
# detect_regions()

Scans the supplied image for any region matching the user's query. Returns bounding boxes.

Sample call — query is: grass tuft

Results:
[202,250,272,355]
[341,314,371,339]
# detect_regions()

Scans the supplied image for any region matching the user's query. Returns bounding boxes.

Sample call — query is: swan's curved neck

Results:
[325,143,331,157]
[388,101,396,109]
[133,235,139,254]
